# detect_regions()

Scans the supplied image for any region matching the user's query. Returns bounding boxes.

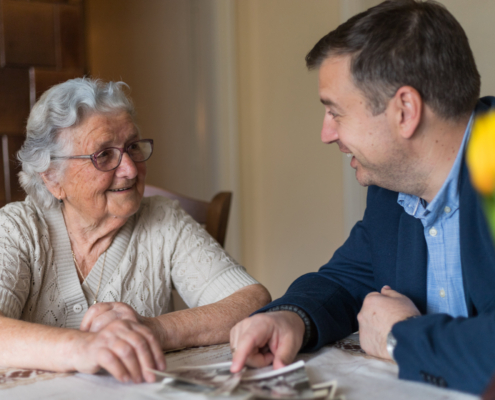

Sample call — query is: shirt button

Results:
[440,289,446,298]
[429,227,437,237]
[444,206,451,213]
[73,304,83,313]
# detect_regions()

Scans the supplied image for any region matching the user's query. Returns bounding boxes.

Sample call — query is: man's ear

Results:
[390,86,422,139]
[40,170,65,201]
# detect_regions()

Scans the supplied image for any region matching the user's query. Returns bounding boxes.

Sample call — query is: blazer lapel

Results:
[459,160,495,316]
[396,212,428,314]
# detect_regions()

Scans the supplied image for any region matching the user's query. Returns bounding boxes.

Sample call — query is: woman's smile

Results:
[108,183,135,193]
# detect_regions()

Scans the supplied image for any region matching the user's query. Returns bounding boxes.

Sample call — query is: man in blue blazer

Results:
[230,0,495,395]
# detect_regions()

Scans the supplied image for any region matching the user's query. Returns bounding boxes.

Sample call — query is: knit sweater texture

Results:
[0,195,258,329]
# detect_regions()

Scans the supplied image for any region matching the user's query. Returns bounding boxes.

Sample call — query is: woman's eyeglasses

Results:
[51,139,154,172]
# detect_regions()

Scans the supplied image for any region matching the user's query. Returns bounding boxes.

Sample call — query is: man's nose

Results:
[321,122,339,143]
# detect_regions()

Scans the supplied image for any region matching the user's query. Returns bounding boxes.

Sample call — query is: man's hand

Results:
[230,311,305,373]
[357,285,420,360]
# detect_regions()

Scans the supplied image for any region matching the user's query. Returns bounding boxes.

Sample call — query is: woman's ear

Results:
[390,86,423,139]
[40,170,65,201]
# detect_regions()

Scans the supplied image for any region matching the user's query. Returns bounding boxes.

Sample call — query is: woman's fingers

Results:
[80,302,140,332]
[108,338,143,383]
[88,311,120,333]
[80,303,114,331]
[95,347,136,383]
[76,319,165,383]
[131,323,166,373]
[117,326,160,383]
[112,320,165,382]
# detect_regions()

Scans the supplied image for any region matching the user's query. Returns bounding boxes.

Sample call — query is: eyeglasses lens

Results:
[95,149,121,171]
[127,141,152,162]
[94,140,153,171]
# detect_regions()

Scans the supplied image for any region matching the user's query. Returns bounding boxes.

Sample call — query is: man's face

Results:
[319,56,408,189]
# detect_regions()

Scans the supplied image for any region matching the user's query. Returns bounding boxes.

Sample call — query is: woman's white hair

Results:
[18,77,136,209]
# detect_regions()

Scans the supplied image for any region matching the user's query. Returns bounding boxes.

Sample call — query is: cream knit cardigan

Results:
[0,195,258,329]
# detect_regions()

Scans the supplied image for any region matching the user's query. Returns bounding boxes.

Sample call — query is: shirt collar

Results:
[398,112,474,220]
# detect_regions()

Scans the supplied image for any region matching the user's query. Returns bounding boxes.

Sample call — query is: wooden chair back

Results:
[483,375,495,400]
[143,185,232,248]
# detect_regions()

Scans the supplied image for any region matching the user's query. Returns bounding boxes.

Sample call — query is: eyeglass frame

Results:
[50,138,154,172]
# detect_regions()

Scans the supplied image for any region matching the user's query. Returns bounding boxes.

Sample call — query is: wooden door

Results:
[0,0,86,206]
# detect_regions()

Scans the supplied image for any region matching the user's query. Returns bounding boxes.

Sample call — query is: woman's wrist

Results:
[142,316,170,350]
[60,329,92,372]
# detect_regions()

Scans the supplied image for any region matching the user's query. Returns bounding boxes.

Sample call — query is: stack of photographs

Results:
[150,360,342,399]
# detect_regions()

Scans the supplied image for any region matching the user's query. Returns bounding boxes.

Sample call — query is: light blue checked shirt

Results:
[397,114,474,317]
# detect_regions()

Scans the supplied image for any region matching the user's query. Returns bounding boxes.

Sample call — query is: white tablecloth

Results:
[0,335,479,400]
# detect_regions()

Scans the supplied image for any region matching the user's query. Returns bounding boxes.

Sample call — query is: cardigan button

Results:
[73,304,83,313]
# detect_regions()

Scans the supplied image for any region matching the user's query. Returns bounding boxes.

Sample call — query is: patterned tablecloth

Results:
[0,334,479,400]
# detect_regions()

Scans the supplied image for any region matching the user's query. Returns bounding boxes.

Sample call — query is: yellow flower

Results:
[467,112,495,196]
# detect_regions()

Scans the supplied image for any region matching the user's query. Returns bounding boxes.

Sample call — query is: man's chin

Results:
[354,169,373,187]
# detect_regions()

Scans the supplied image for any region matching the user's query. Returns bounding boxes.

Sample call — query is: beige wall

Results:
[236,0,344,298]
[86,0,345,300]
[86,0,217,201]
[441,0,495,97]
[86,0,495,301]
[86,0,245,261]
[362,0,495,96]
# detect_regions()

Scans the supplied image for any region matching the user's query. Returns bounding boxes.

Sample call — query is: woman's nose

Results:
[115,152,138,178]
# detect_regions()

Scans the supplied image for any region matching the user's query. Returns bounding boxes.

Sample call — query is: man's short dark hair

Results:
[306,0,480,120]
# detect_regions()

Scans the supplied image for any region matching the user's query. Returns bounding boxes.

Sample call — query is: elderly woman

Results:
[0,78,270,384]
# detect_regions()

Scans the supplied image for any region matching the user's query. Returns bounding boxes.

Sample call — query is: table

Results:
[0,334,479,400]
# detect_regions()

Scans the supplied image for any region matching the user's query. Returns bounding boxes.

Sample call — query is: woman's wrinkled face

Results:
[57,111,146,226]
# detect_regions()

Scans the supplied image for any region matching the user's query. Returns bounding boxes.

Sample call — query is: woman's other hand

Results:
[80,302,144,333]
[72,319,166,383]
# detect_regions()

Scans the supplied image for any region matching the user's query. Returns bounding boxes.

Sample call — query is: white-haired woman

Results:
[0,78,270,384]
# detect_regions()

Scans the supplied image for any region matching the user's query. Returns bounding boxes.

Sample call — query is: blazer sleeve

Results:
[257,188,378,351]
[393,313,495,394]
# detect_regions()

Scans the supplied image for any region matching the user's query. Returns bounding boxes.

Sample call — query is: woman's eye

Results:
[97,150,110,159]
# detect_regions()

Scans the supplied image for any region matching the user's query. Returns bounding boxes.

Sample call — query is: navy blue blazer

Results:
[259,97,495,394]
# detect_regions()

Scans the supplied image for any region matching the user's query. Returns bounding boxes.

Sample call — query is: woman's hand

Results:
[80,302,144,333]
[72,319,166,383]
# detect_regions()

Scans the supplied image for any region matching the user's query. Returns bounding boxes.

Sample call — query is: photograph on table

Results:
[151,361,242,395]
[240,360,330,399]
